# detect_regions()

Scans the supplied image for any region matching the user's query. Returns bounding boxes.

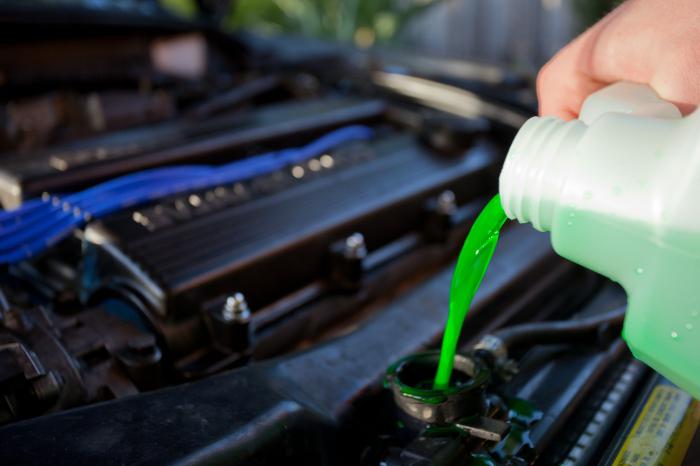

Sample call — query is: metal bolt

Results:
[473,334,508,363]
[32,371,62,402]
[455,417,510,442]
[343,232,367,260]
[222,292,251,323]
[436,190,457,215]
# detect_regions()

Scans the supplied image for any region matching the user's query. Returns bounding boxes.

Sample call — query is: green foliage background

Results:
[162,0,441,46]
[161,0,627,47]
[230,0,442,43]
[573,0,624,30]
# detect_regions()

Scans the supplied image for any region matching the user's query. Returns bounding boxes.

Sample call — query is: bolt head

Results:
[222,293,250,323]
[343,232,367,259]
[32,371,62,402]
[436,190,457,215]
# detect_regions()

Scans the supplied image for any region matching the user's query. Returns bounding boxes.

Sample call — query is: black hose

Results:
[493,307,626,351]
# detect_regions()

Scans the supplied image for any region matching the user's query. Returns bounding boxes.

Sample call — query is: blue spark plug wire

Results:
[0,125,374,264]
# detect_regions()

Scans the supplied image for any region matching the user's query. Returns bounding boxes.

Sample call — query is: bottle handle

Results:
[579,82,682,125]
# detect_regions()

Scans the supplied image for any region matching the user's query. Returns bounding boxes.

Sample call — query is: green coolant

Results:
[548,203,700,396]
[433,195,507,390]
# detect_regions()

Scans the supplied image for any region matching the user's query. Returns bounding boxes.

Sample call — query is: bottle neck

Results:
[499,116,586,231]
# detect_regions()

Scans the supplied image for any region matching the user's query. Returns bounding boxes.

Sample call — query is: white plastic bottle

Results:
[499,82,700,398]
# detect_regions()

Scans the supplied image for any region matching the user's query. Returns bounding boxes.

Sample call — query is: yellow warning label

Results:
[612,385,700,466]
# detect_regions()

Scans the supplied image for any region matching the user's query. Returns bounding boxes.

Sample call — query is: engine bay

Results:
[1,3,698,465]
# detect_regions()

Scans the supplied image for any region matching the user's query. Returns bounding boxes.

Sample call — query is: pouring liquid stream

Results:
[433,194,507,390]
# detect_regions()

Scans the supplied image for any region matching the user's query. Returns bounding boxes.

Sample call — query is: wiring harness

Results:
[0,125,374,264]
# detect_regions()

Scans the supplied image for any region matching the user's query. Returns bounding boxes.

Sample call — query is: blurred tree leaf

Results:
[224,0,443,46]
[161,0,198,18]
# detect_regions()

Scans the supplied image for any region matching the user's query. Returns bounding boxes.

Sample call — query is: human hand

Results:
[536,0,700,120]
